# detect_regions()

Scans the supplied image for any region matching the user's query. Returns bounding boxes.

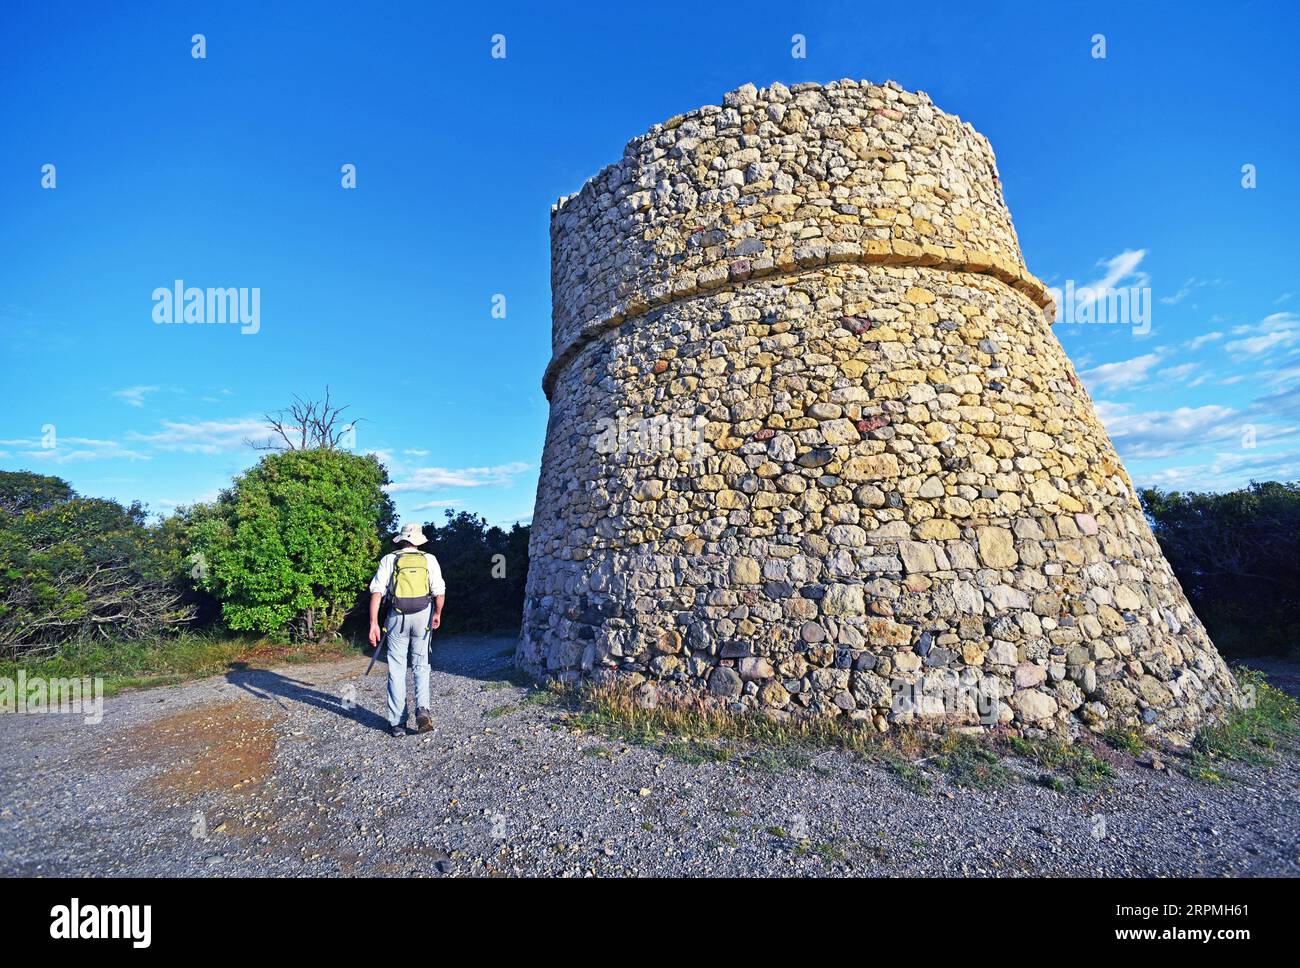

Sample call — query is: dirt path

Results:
[1,634,1297,877]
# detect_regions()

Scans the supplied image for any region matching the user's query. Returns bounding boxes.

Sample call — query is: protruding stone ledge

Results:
[541,240,1055,399]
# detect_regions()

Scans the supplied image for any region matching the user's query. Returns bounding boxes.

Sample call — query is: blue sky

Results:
[2,0,1298,526]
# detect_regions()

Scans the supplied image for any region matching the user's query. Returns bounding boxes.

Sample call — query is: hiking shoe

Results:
[415,709,433,733]
[389,723,405,738]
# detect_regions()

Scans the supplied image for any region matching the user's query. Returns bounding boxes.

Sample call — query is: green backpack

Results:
[388,550,432,614]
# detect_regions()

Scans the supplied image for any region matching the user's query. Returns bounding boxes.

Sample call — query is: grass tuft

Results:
[559,670,1300,792]
[931,733,1014,790]
[1184,666,1299,775]
[1102,726,1146,754]
[1004,735,1114,791]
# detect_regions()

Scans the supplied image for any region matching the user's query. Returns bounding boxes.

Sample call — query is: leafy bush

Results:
[420,509,528,634]
[1140,481,1300,658]
[0,472,193,656]
[189,449,395,641]
[0,471,73,515]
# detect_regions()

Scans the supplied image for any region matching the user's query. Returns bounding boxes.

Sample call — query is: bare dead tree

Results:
[245,386,363,451]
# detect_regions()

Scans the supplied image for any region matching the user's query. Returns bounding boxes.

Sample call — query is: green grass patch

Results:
[884,754,933,794]
[663,737,732,765]
[931,733,1014,790]
[520,686,562,707]
[0,631,359,698]
[1102,726,1146,754]
[738,746,810,774]
[483,703,520,719]
[1184,666,1300,776]
[1004,735,1114,791]
[566,680,888,752]
[793,840,846,863]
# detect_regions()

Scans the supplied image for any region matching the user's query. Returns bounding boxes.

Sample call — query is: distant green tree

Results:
[0,470,74,515]
[0,472,192,653]
[1140,481,1300,658]
[190,449,395,641]
[422,509,529,634]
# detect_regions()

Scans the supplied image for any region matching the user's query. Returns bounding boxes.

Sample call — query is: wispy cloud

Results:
[1,436,150,464]
[152,490,221,512]
[1156,361,1201,384]
[1095,400,1242,459]
[1159,276,1224,306]
[1079,350,1166,391]
[387,462,531,493]
[112,385,160,408]
[1185,331,1224,350]
[1135,447,1300,491]
[1076,249,1149,311]
[1225,312,1300,359]
[411,499,464,511]
[1096,382,1300,462]
[129,416,273,454]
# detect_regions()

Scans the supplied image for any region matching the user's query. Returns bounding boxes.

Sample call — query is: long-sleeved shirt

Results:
[369,550,447,598]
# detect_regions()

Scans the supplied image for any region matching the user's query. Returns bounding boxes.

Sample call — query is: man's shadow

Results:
[224,663,390,732]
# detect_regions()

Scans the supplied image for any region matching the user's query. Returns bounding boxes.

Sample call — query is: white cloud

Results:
[1265,364,1300,387]
[6,436,151,464]
[1225,312,1300,358]
[1135,447,1300,492]
[128,416,274,454]
[387,462,531,493]
[1095,401,1241,459]
[1157,362,1198,383]
[1076,249,1149,310]
[1093,249,1149,289]
[1079,351,1165,391]
[1159,276,1224,306]
[1185,331,1223,350]
[411,499,464,511]
[112,385,160,407]
[153,490,220,511]
[1096,383,1300,463]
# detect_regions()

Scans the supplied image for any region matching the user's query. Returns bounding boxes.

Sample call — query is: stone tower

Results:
[518,79,1237,740]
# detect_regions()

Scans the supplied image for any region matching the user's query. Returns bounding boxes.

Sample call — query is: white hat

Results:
[394,523,428,547]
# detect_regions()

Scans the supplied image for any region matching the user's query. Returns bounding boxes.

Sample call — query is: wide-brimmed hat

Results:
[394,523,428,547]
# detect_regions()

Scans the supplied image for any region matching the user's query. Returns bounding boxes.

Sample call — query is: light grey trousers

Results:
[384,605,432,726]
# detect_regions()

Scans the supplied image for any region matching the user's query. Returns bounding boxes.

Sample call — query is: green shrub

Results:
[1140,481,1300,658]
[421,510,528,634]
[1192,666,1300,766]
[188,449,395,641]
[0,471,74,515]
[0,472,192,655]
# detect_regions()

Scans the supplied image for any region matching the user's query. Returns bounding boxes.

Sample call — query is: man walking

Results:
[368,524,446,737]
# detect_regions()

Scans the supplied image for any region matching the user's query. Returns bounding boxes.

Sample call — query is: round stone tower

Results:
[519,79,1237,740]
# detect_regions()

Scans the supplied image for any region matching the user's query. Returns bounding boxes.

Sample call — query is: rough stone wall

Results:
[520,79,1237,741]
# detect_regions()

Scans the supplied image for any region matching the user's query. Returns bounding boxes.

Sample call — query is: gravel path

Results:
[2,634,1297,877]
